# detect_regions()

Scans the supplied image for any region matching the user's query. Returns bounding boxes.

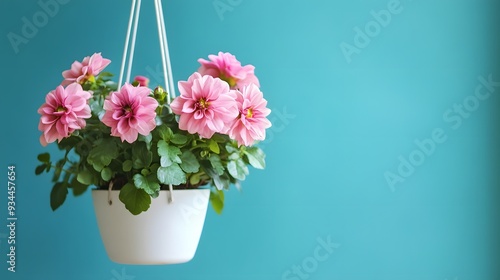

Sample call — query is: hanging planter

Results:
[34,0,272,265]
[92,189,209,264]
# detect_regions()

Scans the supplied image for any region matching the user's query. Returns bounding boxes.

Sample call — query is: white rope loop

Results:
[117,0,176,203]
[117,0,137,87]
[156,0,176,100]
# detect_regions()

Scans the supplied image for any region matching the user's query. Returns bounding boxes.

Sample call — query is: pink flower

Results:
[102,84,158,143]
[198,52,260,90]
[62,53,111,86]
[38,84,92,146]
[228,84,271,146]
[134,75,149,87]
[170,72,239,139]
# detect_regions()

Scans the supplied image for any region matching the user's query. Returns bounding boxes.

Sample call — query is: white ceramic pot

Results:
[92,189,210,264]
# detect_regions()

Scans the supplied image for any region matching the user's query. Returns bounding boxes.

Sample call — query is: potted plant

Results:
[35,52,272,264]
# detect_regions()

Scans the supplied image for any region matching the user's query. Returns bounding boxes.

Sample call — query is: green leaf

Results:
[77,169,93,185]
[99,71,114,78]
[58,136,81,151]
[101,167,113,181]
[202,164,230,190]
[157,125,173,141]
[227,159,249,180]
[50,182,68,211]
[138,133,153,146]
[70,177,89,196]
[171,134,188,145]
[228,152,240,160]
[211,134,227,143]
[180,150,200,173]
[210,190,225,214]
[52,159,65,182]
[133,174,160,197]
[158,140,182,167]
[35,164,47,175]
[189,173,201,185]
[132,142,152,169]
[122,160,133,172]
[87,140,118,172]
[208,154,224,175]
[209,139,220,154]
[37,153,50,163]
[244,146,266,169]
[90,99,105,119]
[225,143,239,153]
[157,163,186,185]
[119,183,151,215]
[214,173,230,190]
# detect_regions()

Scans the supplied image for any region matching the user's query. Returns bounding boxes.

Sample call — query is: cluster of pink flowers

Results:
[172,52,271,146]
[38,51,271,147]
[38,53,157,146]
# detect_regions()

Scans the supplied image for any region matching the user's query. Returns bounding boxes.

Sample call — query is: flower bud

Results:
[133,75,150,87]
[154,86,167,103]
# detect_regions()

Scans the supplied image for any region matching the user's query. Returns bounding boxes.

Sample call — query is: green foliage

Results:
[119,183,151,215]
[180,150,200,173]
[244,146,266,169]
[210,189,225,214]
[133,174,160,198]
[87,140,118,171]
[50,182,68,211]
[35,68,269,216]
[157,164,186,185]
[157,140,182,167]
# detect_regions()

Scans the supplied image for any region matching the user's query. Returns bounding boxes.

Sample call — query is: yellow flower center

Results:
[245,108,253,118]
[86,75,96,84]
[198,98,209,109]
[56,106,66,112]
[219,73,237,88]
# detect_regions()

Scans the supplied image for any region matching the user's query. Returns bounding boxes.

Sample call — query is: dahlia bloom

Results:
[102,83,158,143]
[198,52,260,90]
[62,53,111,86]
[228,84,271,146]
[134,75,149,87]
[170,72,238,139]
[38,83,92,146]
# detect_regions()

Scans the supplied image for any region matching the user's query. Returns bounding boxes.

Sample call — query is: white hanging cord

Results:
[153,0,171,104]
[154,0,174,203]
[119,0,175,203]
[108,180,114,206]
[157,0,176,100]
[125,0,142,84]
[118,0,137,87]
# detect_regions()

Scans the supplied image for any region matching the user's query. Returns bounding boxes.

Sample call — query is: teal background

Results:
[1,0,499,279]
